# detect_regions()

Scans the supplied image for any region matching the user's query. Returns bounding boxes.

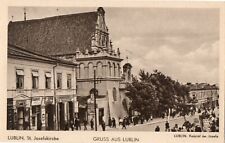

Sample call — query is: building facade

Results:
[8,7,131,128]
[7,44,77,130]
[188,83,219,110]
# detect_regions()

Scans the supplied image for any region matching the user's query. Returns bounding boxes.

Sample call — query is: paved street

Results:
[73,114,200,132]
[105,115,199,131]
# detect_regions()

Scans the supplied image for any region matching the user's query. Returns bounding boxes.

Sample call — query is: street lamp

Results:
[93,70,102,131]
[93,70,97,131]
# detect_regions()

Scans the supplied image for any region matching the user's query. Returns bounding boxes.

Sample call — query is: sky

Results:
[8,7,219,84]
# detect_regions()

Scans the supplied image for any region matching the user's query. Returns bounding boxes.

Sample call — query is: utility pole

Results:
[24,8,27,21]
[93,70,97,131]
[53,64,58,130]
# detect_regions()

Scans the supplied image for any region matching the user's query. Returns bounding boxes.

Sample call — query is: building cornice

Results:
[76,55,123,62]
[77,77,123,82]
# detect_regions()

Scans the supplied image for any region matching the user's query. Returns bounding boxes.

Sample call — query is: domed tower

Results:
[122,63,132,83]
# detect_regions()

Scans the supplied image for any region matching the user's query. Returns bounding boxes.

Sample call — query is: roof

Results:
[188,83,219,91]
[8,11,98,56]
[8,44,77,66]
[123,63,132,68]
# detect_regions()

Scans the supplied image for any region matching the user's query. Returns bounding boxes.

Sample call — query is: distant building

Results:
[8,7,131,127]
[188,83,219,109]
[7,44,77,130]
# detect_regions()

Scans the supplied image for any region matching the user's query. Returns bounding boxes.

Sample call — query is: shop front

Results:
[15,98,31,130]
[31,96,42,130]
[44,96,54,130]
[56,95,74,130]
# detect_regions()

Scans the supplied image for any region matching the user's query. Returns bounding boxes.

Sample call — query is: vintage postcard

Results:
[0,1,224,143]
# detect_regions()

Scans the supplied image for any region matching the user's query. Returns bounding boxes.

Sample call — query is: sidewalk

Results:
[106,116,184,131]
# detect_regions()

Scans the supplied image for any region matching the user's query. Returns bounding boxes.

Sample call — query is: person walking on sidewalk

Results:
[165,121,170,132]
[112,117,116,128]
[70,120,74,131]
[122,117,127,129]
[101,120,106,131]
[155,126,160,132]
[90,118,94,130]
[74,117,78,130]
[83,119,88,130]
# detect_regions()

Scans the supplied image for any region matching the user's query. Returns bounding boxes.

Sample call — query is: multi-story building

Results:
[188,83,219,109]
[8,7,131,127]
[7,44,77,130]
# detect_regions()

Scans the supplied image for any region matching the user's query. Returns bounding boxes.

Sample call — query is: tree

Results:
[126,72,158,118]
[126,69,191,119]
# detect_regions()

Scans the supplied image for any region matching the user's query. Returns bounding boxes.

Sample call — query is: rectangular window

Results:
[57,73,62,89]
[16,69,24,89]
[32,71,39,89]
[67,74,72,89]
[45,72,51,89]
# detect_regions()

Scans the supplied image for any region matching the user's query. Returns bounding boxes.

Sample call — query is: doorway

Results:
[46,104,54,130]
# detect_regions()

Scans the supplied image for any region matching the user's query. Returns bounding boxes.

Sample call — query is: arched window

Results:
[113,63,116,77]
[79,63,85,78]
[117,63,120,77]
[88,63,94,78]
[113,87,117,101]
[96,62,103,77]
[108,62,111,77]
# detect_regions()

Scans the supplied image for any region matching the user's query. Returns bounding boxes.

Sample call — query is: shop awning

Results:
[45,72,52,77]
[32,71,39,77]
[16,69,24,75]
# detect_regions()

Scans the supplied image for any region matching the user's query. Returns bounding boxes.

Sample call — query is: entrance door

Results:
[99,108,104,125]
[31,105,41,130]
[46,104,54,130]
[59,103,65,130]
[17,107,25,130]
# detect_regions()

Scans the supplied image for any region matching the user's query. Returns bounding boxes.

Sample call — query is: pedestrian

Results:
[112,117,116,128]
[108,117,112,128]
[174,124,178,131]
[119,117,123,126]
[64,121,69,131]
[155,126,160,132]
[126,117,130,126]
[165,121,170,132]
[140,116,144,124]
[122,118,126,129]
[74,117,78,130]
[77,118,81,130]
[70,120,74,131]
[195,125,202,132]
[210,121,216,132]
[83,119,87,130]
[150,115,153,121]
[101,120,106,131]
[90,118,94,130]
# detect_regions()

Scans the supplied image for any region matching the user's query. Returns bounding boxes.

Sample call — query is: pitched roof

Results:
[8,11,98,56]
[8,44,77,66]
[188,83,219,91]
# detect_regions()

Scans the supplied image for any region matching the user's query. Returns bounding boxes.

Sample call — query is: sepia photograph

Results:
[6,6,221,134]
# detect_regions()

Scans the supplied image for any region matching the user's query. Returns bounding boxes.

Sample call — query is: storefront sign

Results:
[26,100,31,107]
[45,97,53,104]
[57,95,73,102]
[32,97,42,106]
[16,100,26,107]
[41,107,46,127]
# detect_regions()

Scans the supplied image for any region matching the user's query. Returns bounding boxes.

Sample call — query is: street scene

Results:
[7,7,219,132]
